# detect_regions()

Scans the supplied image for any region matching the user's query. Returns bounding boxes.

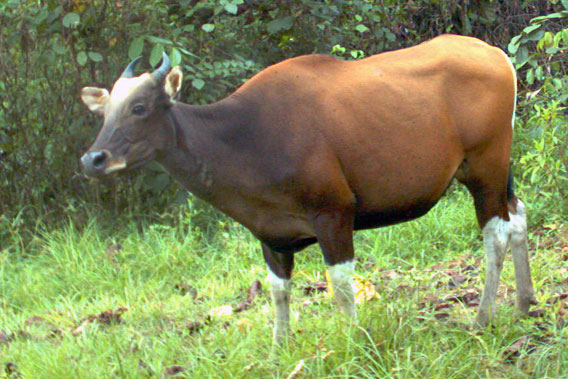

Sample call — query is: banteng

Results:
[80,35,536,344]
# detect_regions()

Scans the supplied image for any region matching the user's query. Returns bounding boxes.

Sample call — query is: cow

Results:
[80,35,536,344]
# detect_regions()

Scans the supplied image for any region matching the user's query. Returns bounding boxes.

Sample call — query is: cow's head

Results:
[80,53,183,177]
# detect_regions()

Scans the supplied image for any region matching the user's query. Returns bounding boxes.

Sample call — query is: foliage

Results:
[507,2,568,222]
[0,0,565,233]
[508,3,568,104]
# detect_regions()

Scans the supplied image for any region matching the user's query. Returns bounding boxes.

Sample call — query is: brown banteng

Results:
[80,35,536,344]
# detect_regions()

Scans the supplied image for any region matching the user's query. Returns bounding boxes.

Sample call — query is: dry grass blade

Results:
[286,360,305,379]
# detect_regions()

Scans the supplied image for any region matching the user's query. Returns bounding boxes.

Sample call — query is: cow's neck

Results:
[156,96,252,204]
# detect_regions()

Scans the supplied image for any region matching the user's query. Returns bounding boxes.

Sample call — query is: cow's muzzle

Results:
[81,150,126,177]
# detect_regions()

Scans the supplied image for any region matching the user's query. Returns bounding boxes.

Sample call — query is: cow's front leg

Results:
[263,243,294,345]
[313,210,357,320]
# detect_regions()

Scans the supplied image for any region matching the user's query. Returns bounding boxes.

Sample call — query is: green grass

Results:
[1,188,567,378]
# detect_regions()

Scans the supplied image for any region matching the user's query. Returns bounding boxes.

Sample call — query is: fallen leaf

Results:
[164,365,185,376]
[447,272,467,289]
[71,321,87,337]
[187,320,205,335]
[434,312,450,320]
[434,303,452,311]
[105,243,122,257]
[174,283,197,298]
[87,307,128,325]
[445,291,479,306]
[354,278,380,304]
[48,329,63,339]
[24,315,44,326]
[461,264,477,273]
[234,280,262,313]
[0,331,10,345]
[503,335,535,363]
[528,309,545,318]
[300,281,327,295]
[15,330,32,341]
[5,362,21,378]
[546,293,568,304]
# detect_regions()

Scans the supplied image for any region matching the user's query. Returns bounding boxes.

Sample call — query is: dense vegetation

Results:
[1,0,567,377]
[1,0,566,227]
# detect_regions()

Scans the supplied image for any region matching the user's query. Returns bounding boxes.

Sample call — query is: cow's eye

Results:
[132,104,146,116]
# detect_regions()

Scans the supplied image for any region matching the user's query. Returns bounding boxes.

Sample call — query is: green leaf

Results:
[563,0,568,10]
[192,78,205,90]
[202,23,215,32]
[88,52,103,62]
[526,29,544,42]
[526,68,534,85]
[515,46,529,68]
[77,51,87,66]
[531,12,568,23]
[522,23,541,35]
[266,16,294,34]
[170,47,182,66]
[149,44,164,67]
[147,36,173,45]
[52,38,67,55]
[224,4,238,14]
[507,35,521,54]
[354,24,369,33]
[128,37,144,60]
[62,12,79,27]
[545,45,559,54]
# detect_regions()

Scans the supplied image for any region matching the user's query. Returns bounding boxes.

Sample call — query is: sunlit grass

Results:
[1,188,567,378]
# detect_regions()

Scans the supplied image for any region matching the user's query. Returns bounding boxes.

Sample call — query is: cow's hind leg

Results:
[508,198,537,313]
[458,160,536,326]
[477,207,509,325]
[313,210,357,320]
[263,244,294,345]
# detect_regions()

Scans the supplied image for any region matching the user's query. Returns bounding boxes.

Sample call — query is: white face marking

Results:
[110,73,154,105]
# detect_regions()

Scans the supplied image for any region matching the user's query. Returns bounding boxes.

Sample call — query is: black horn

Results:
[120,56,142,78]
[151,52,171,83]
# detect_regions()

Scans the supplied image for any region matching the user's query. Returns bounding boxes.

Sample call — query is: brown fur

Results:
[83,34,517,269]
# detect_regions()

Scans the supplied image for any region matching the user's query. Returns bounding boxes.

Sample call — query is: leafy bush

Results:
[0,0,563,235]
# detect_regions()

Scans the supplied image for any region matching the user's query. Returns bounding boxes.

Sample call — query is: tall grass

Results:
[1,188,567,378]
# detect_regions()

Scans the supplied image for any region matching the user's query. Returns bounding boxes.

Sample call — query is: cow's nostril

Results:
[92,151,107,169]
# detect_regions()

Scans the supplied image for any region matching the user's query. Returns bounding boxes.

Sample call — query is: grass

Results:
[1,188,567,378]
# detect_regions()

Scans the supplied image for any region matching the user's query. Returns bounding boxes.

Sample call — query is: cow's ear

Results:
[81,87,109,116]
[164,66,183,100]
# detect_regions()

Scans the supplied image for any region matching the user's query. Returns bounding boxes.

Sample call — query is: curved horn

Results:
[151,52,171,83]
[120,56,142,78]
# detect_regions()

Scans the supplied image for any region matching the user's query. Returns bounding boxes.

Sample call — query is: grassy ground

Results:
[1,188,567,378]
